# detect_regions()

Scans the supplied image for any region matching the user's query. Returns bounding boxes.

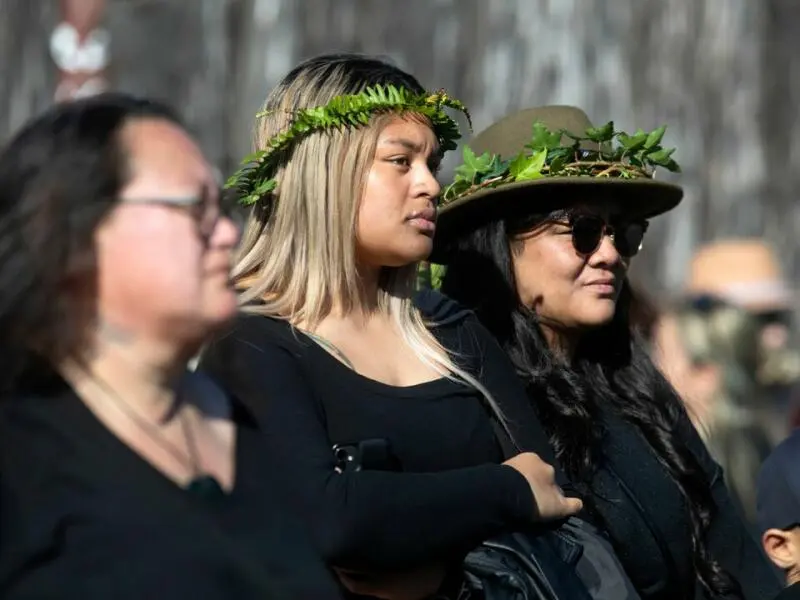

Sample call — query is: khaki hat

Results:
[686,239,793,312]
[431,106,683,262]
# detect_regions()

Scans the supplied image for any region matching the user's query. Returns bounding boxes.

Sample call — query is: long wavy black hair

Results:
[440,214,741,599]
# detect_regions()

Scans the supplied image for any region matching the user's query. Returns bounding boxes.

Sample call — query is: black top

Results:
[555,388,782,600]
[198,291,554,573]
[775,583,800,600]
[0,371,343,599]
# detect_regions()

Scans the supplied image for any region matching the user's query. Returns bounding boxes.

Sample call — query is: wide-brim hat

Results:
[431,105,684,263]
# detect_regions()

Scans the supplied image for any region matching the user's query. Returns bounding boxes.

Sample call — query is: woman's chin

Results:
[205,289,240,325]
[577,300,618,327]
[380,243,434,268]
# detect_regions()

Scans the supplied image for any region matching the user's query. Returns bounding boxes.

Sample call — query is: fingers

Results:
[561,496,584,516]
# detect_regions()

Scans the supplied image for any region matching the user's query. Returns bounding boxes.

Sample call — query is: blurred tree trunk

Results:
[109,0,233,171]
[0,0,58,142]
[759,0,800,284]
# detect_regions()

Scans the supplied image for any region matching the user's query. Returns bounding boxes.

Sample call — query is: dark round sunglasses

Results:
[566,214,649,258]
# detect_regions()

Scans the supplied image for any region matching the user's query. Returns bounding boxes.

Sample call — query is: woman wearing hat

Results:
[434,106,781,600]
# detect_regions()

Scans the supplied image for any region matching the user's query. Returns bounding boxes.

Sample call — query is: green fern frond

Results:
[226,84,471,206]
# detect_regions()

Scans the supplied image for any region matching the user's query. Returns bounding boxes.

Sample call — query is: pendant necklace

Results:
[181,411,226,502]
[92,375,227,503]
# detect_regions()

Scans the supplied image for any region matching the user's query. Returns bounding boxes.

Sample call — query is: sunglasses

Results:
[562,214,649,258]
[685,294,792,326]
[685,294,731,313]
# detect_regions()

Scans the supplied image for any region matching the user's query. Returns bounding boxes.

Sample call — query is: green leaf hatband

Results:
[442,121,681,206]
[226,84,473,207]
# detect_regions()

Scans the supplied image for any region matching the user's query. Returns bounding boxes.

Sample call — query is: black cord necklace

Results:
[180,411,226,502]
[91,374,227,503]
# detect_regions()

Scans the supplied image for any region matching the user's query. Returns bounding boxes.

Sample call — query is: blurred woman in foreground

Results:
[0,93,341,599]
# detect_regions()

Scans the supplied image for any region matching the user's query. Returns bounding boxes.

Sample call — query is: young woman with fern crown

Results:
[433,106,781,600]
[198,54,590,599]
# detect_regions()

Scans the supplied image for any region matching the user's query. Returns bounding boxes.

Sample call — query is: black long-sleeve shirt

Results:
[198,291,554,572]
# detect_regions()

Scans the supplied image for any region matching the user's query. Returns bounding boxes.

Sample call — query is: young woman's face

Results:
[356,116,441,268]
[511,202,644,329]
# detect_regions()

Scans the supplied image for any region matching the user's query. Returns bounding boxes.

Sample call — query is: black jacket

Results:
[419,289,780,599]
[579,408,780,599]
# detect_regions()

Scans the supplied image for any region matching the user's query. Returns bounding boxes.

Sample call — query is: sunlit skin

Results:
[511,202,634,353]
[356,116,442,270]
[763,526,800,586]
[303,116,445,388]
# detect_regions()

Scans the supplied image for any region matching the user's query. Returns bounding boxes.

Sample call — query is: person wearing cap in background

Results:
[652,239,800,528]
[757,429,800,599]
[686,239,800,422]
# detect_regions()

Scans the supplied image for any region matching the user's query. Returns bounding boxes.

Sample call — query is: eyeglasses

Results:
[685,293,731,313]
[754,309,792,328]
[121,189,245,239]
[562,214,649,258]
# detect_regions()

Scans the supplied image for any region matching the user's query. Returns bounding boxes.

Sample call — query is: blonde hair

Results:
[235,55,507,428]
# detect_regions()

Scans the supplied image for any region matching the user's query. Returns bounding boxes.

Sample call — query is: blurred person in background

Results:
[653,239,800,527]
[653,296,772,526]
[683,240,800,441]
[0,93,342,599]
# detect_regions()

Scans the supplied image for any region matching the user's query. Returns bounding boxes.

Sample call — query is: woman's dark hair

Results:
[628,283,662,344]
[282,52,426,96]
[441,217,741,599]
[0,93,182,391]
